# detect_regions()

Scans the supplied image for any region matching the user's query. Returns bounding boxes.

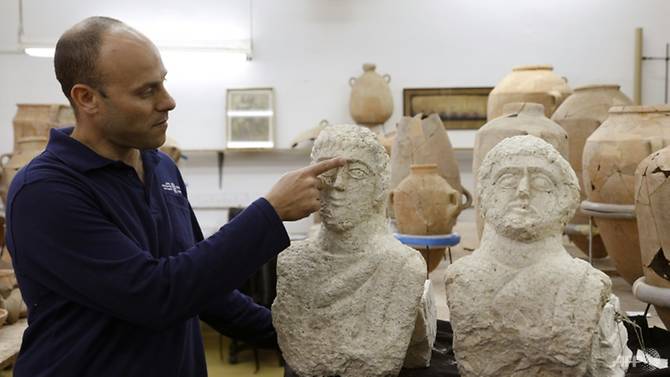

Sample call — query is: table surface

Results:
[0,319,26,369]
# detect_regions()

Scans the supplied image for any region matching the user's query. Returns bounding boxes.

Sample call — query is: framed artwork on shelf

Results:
[403,87,492,130]
[226,88,275,149]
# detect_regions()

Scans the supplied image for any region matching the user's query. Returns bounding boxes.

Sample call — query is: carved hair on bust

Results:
[477,135,580,241]
[311,124,390,232]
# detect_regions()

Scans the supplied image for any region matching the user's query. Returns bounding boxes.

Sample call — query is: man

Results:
[272,124,432,377]
[445,135,630,377]
[5,16,343,376]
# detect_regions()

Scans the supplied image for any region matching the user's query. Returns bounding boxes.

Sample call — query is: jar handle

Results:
[349,77,356,87]
[459,188,473,210]
[383,74,391,83]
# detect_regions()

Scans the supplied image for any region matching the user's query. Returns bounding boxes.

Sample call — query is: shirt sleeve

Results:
[200,290,277,349]
[7,178,290,330]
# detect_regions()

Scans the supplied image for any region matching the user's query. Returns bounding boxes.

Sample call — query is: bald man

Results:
[5,16,343,377]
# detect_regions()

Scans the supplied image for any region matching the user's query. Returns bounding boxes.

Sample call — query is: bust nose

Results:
[516,167,530,198]
[332,167,347,190]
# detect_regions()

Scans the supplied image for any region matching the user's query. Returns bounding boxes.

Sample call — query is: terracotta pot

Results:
[487,65,572,121]
[392,164,460,235]
[13,104,74,150]
[473,102,568,238]
[0,308,7,328]
[635,146,670,326]
[390,113,471,220]
[0,136,48,205]
[2,288,23,324]
[552,85,633,258]
[0,269,16,298]
[583,105,670,284]
[349,63,393,127]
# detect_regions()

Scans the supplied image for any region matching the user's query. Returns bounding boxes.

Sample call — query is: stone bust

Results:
[272,124,432,377]
[445,135,631,377]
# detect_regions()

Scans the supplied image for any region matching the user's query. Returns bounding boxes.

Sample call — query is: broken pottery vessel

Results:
[473,102,568,239]
[12,103,74,150]
[552,85,632,258]
[487,64,572,121]
[392,163,460,272]
[349,64,393,127]
[634,146,670,328]
[273,124,434,377]
[0,136,48,205]
[446,135,630,377]
[583,105,670,284]
[390,113,470,217]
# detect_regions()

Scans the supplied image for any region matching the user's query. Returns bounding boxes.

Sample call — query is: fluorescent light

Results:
[227,110,273,117]
[24,47,54,58]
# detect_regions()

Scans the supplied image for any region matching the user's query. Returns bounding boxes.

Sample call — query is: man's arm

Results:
[7,178,289,330]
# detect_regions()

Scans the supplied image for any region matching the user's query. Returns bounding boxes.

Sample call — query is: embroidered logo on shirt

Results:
[161,182,182,195]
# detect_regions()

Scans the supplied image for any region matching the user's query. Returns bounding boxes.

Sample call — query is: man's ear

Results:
[70,84,100,115]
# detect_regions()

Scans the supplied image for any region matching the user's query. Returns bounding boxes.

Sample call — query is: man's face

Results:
[315,148,379,233]
[95,32,176,150]
[482,155,564,241]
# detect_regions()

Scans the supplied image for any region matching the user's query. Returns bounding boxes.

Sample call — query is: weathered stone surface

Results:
[446,135,631,377]
[272,124,430,377]
[403,280,437,368]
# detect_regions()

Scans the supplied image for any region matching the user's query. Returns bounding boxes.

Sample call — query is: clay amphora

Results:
[1,288,24,324]
[473,103,569,238]
[0,136,48,205]
[390,113,471,220]
[349,63,393,127]
[487,65,572,121]
[12,104,74,150]
[583,105,670,285]
[552,85,633,258]
[635,147,670,327]
[392,164,459,272]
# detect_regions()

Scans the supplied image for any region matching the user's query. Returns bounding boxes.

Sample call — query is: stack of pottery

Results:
[1,104,74,205]
[473,102,568,238]
[390,113,471,216]
[0,269,26,326]
[487,65,572,121]
[392,164,460,272]
[583,105,670,284]
[349,63,393,127]
[635,147,670,328]
[551,85,632,258]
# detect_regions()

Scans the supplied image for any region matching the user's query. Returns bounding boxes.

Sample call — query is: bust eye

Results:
[348,167,368,179]
[496,173,520,189]
[531,174,554,190]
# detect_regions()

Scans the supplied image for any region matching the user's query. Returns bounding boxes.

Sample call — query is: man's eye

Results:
[496,173,519,189]
[348,168,367,179]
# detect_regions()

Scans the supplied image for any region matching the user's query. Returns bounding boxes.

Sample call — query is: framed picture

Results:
[403,87,492,130]
[226,88,275,149]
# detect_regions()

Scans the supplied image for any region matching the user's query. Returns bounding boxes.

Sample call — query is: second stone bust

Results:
[272,124,435,377]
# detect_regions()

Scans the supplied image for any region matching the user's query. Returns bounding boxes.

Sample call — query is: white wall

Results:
[1,0,669,233]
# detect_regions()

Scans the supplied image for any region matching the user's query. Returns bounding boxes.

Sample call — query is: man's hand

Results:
[265,157,345,221]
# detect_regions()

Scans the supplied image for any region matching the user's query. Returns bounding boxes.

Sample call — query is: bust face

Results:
[481,154,568,242]
[315,152,378,233]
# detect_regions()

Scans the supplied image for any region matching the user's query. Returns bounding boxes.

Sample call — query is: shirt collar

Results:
[47,127,161,173]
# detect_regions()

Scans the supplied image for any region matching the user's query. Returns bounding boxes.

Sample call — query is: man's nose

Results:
[157,88,176,112]
[516,168,530,197]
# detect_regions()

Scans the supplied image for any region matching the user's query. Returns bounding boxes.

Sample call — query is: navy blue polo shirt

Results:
[5,127,290,377]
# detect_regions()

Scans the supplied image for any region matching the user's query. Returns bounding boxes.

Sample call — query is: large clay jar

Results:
[473,102,568,238]
[635,147,670,327]
[0,136,48,204]
[583,105,670,285]
[392,164,459,272]
[349,63,393,127]
[12,104,74,150]
[487,65,572,121]
[552,85,633,258]
[390,113,471,217]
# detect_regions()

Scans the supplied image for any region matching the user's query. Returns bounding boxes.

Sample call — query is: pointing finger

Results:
[305,157,346,177]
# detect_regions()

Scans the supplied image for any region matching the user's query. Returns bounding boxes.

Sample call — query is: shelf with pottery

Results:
[0,318,27,369]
